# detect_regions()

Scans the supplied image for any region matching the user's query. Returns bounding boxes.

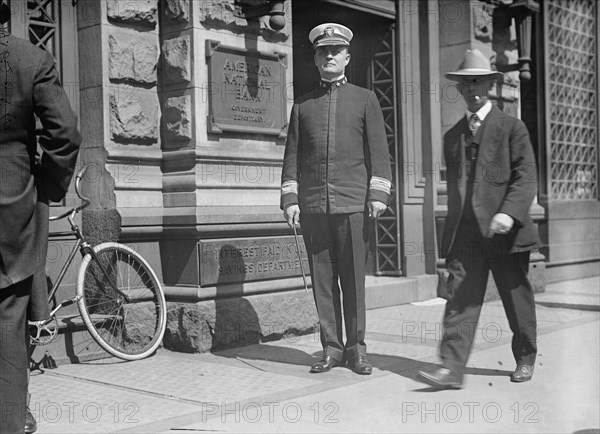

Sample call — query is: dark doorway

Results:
[291,1,399,275]
[291,0,393,97]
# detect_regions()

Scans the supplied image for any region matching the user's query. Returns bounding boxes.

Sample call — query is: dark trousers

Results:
[301,212,368,361]
[1,276,31,434]
[440,219,537,378]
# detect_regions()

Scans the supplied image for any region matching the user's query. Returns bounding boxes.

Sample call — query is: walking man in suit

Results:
[281,23,392,375]
[418,49,540,389]
[1,1,81,430]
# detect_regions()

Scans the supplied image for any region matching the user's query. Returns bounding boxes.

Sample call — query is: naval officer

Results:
[281,23,393,375]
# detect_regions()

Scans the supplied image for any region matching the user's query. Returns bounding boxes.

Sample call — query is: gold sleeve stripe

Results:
[369,176,391,194]
[281,180,298,195]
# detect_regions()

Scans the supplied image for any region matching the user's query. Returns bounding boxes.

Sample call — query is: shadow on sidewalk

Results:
[536,301,600,312]
[367,353,513,391]
[210,245,262,352]
[214,342,318,368]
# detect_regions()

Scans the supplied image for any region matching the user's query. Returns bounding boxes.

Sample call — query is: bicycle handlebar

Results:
[74,166,91,209]
[49,165,92,222]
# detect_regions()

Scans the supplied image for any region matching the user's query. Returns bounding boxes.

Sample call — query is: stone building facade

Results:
[3,0,598,358]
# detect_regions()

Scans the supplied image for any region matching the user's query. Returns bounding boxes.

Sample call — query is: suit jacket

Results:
[0,32,81,289]
[441,105,540,256]
[281,82,392,213]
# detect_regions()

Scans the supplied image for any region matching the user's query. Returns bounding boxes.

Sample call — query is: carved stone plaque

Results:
[205,40,288,137]
[198,236,309,286]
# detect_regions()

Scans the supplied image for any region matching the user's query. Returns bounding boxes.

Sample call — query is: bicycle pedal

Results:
[29,317,60,346]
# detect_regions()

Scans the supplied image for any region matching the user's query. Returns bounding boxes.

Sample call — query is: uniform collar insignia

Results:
[320,76,347,89]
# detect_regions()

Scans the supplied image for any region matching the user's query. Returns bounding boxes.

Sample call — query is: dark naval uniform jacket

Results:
[441,105,540,256]
[281,80,392,213]
[0,32,80,292]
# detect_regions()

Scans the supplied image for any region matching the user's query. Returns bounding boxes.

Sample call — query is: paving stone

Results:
[39,353,321,405]
[28,372,199,433]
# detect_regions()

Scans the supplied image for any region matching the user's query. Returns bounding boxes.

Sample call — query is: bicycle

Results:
[29,165,167,361]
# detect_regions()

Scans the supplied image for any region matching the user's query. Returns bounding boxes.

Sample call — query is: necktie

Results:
[466,114,480,164]
[469,113,481,136]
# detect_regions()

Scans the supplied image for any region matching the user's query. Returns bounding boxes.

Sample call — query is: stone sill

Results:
[119,206,284,227]
[163,274,439,309]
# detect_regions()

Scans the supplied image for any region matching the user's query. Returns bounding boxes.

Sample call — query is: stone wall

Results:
[163,290,317,353]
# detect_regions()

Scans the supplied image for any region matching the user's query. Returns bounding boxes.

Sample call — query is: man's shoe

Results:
[25,408,37,434]
[417,367,463,389]
[348,356,372,375]
[510,364,534,383]
[310,356,342,373]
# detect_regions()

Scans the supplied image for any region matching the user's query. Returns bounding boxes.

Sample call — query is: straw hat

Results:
[445,49,503,80]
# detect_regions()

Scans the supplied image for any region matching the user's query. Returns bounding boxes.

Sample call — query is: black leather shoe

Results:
[348,356,372,375]
[417,367,463,389]
[25,408,37,434]
[510,364,534,382]
[310,356,342,373]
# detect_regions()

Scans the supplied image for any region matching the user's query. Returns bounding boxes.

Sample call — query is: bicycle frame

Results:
[43,214,92,324]
[37,166,131,328]
[31,166,167,359]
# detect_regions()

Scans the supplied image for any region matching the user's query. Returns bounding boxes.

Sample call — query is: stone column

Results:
[160,0,194,201]
[77,0,162,271]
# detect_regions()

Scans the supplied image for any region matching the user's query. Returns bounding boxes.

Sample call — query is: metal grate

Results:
[372,24,402,275]
[27,0,60,65]
[547,0,598,200]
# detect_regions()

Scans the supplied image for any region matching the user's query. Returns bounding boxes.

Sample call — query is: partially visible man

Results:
[1,1,81,431]
[418,49,540,389]
[281,23,392,375]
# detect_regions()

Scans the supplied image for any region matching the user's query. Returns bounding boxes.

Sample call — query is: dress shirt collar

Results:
[321,74,346,83]
[466,100,492,122]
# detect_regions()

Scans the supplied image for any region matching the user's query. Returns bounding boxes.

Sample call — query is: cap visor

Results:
[314,39,350,48]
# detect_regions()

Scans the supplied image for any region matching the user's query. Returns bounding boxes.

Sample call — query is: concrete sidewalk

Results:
[29,277,600,433]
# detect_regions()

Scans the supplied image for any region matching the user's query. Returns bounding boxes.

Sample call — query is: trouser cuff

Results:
[323,347,344,362]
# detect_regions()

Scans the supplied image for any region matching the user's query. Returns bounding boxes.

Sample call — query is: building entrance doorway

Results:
[291,0,402,276]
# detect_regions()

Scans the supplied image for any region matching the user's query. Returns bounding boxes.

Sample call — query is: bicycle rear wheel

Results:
[77,242,167,360]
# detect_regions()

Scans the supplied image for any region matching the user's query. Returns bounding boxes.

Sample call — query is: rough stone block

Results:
[109,34,158,85]
[78,147,117,209]
[164,0,189,23]
[474,4,493,43]
[82,208,122,245]
[199,0,247,27]
[163,291,318,353]
[162,35,191,84]
[198,0,290,40]
[109,92,159,144]
[106,0,157,27]
[164,95,192,141]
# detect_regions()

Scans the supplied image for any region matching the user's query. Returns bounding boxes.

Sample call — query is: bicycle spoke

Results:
[78,243,166,360]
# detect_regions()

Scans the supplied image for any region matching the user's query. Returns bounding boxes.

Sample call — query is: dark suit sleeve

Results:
[499,119,537,225]
[280,103,300,210]
[34,50,81,202]
[364,92,392,204]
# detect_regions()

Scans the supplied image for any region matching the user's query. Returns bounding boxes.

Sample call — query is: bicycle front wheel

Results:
[77,242,167,360]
